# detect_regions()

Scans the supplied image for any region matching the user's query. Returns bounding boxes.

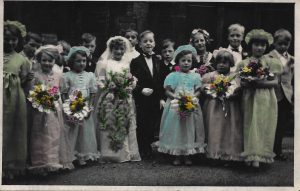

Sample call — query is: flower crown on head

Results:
[64,46,90,61]
[35,44,64,56]
[245,29,273,45]
[190,28,213,44]
[4,20,27,37]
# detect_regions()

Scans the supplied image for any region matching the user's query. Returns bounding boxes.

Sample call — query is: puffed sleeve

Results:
[95,59,107,79]
[59,73,70,94]
[88,72,97,94]
[164,72,177,90]
[267,57,283,75]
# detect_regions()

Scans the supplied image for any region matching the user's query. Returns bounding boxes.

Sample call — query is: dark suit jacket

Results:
[130,54,169,108]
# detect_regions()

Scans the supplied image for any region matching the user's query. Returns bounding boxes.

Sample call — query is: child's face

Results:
[111,45,126,61]
[125,31,138,48]
[4,30,18,53]
[24,38,41,58]
[252,42,266,57]
[192,33,206,52]
[82,39,96,54]
[274,36,291,54]
[161,46,174,62]
[40,53,55,74]
[228,30,243,49]
[72,53,87,73]
[178,54,193,72]
[216,60,231,74]
[139,33,155,54]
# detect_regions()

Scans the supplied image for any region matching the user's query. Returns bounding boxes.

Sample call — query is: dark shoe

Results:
[173,157,181,166]
[274,153,288,161]
[184,157,193,166]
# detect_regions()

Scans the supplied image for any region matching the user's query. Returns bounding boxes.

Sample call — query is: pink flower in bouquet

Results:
[48,86,59,95]
[197,65,207,75]
[174,66,180,72]
[126,72,133,79]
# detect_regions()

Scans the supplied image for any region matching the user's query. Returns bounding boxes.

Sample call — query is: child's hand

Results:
[142,88,153,96]
[160,100,166,109]
[192,97,199,104]
[27,72,34,81]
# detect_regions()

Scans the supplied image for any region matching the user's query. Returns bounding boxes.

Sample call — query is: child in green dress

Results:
[3,20,31,179]
[157,45,206,166]
[236,29,283,168]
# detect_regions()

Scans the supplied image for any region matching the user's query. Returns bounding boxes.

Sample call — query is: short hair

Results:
[58,40,71,52]
[25,32,42,44]
[174,50,197,66]
[67,50,88,69]
[228,23,245,35]
[139,30,154,41]
[161,39,175,50]
[81,33,96,43]
[4,24,24,52]
[213,50,235,68]
[120,29,138,37]
[108,38,127,51]
[273,29,292,42]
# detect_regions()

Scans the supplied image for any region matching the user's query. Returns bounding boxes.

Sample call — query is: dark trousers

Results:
[136,102,161,156]
[274,97,293,155]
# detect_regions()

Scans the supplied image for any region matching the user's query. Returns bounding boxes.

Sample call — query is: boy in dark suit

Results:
[130,30,168,158]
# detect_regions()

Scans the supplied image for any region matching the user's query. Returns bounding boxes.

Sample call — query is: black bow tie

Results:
[231,48,239,52]
[143,53,153,58]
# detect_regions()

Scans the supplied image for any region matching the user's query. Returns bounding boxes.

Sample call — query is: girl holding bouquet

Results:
[60,46,100,165]
[95,36,141,163]
[28,46,74,175]
[3,20,31,179]
[157,45,206,166]
[236,29,283,167]
[202,50,243,163]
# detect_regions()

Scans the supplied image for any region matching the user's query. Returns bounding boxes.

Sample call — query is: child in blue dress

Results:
[157,45,206,166]
[60,46,100,165]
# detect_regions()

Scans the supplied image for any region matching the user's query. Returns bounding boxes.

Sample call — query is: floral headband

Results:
[245,29,273,45]
[35,44,64,56]
[64,46,90,61]
[4,20,27,37]
[190,28,213,44]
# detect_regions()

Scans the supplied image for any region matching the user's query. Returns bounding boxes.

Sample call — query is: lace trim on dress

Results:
[158,144,206,156]
[206,152,243,161]
[241,153,275,163]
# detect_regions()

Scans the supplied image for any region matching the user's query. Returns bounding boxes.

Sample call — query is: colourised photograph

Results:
[1,1,295,188]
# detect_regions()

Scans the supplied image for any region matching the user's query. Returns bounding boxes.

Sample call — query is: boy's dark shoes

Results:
[274,153,288,161]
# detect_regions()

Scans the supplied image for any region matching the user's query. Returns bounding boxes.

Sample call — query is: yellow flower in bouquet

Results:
[185,101,195,110]
[242,66,252,73]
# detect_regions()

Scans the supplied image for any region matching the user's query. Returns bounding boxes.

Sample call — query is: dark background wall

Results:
[4,1,294,57]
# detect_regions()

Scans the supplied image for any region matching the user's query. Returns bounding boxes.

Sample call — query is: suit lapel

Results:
[139,55,153,79]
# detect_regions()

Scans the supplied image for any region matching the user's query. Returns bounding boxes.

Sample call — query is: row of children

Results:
[3,20,294,181]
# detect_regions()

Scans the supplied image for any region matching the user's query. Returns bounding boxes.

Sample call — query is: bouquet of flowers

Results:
[63,89,90,122]
[97,69,137,152]
[98,69,137,99]
[205,74,237,117]
[239,58,274,81]
[28,84,60,113]
[170,90,198,119]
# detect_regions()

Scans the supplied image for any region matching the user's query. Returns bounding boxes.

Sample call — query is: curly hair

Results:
[109,38,127,51]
